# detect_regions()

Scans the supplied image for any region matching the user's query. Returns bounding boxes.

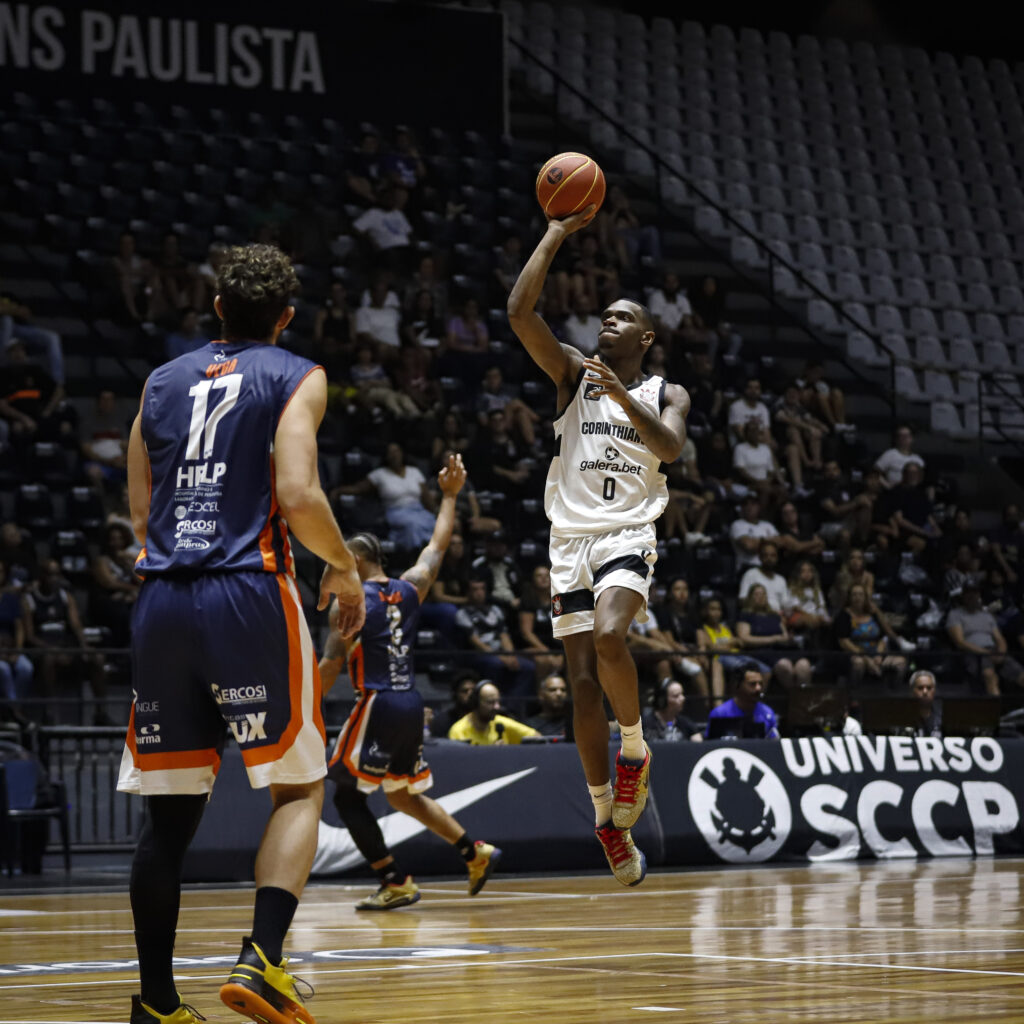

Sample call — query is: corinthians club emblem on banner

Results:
[688,748,792,863]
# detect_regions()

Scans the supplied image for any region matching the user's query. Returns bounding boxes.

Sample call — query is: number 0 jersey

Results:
[545,368,669,537]
[136,341,319,576]
[347,578,421,695]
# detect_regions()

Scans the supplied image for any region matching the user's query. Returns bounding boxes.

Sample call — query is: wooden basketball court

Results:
[3,858,1024,1022]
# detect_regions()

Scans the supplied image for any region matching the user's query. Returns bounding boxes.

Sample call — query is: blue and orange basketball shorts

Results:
[117,572,326,796]
[328,687,432,794]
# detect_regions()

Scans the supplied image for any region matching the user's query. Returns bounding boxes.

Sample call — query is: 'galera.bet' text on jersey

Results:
[136,341,319,576]
[545,369,669,536]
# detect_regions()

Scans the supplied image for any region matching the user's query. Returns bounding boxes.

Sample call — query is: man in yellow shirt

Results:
[448,680,541,745]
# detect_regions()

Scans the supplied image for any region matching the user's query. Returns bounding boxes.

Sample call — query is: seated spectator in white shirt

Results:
[648,271,694,346]
[729,495,779,572]
[353,186,413,252]
[874,424,925,489]
[562,296,601,355]
[355,278,402,353]
[739,541,789,612]
[732,420,787,508]
[728,377,771,446]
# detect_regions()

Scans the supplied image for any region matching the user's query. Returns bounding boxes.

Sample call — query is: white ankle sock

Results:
[619,719,645,761]
[588,782,613,826]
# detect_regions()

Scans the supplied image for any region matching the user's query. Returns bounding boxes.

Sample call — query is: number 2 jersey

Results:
[347,578,421,695]
[544,367,669,537]
[136,340,319,576]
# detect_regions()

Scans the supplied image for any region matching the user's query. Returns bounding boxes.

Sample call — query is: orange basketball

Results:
[535,152,606,219]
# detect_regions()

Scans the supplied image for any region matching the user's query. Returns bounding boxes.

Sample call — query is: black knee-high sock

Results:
[130,794,207,1015]
[251,887,298,965]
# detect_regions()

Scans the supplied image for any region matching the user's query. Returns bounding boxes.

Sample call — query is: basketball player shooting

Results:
[507,206,690,885]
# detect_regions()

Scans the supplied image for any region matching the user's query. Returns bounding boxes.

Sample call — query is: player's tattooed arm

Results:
[319,600,353,695]
[402,454,467,603]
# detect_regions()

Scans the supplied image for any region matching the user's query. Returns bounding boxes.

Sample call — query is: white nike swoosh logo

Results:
[311,768,537,875]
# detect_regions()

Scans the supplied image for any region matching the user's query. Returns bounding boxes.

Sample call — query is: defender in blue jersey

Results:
[321,454,501,910]
[119,245,365,1024]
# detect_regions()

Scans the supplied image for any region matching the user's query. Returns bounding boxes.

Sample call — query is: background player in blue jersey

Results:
[119,244,366,1024]
[320,453,501,910]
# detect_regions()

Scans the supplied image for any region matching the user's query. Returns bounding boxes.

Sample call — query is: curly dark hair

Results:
[216,244,299,341]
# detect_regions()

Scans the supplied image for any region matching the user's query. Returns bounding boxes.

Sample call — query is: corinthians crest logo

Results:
[687,749,792,863]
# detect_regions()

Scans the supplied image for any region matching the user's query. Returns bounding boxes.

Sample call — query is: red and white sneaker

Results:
[612,742,652,828]
[594,822,647,886]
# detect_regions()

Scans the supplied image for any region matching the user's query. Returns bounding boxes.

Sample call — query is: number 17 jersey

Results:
[544,369,669,537]
[137,340,319,576]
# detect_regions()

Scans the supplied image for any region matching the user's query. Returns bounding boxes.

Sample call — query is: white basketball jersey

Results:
[545,371,669,536]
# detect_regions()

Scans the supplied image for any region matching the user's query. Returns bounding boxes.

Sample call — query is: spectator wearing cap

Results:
[947,583,1024,695]
[447,680,541,745]
[729,495,779,573]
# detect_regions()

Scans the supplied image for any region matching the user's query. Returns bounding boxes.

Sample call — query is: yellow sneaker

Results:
[612,742,652,828]
[595,822,647,887]
[354,875,421,911]
[467,841,501,896]
[219,937,315,1024]
[130,995,205,1023]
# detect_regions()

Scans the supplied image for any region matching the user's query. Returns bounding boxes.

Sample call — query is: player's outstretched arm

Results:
[274,368,365,636]
[507,207,595,388]
[402,453,467,603]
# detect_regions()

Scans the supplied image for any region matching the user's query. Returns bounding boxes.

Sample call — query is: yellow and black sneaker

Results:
[467,842,502,896]
[129,995,206,1024]
[355,875,421,911]
[219,937,315,1024]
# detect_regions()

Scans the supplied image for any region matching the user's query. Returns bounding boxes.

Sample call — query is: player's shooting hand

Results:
[547,204,597,236]
[438,452,467,497]
[582,357,629,407]
[320,564,366,638]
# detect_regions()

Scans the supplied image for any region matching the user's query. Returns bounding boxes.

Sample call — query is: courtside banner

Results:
[0,1,504,131]
[184,738,1024,881]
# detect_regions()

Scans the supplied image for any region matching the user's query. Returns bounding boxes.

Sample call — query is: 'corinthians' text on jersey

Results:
[545,369,669,536]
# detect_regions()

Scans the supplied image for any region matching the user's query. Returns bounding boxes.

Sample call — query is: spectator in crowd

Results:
[648,271,695,356]
[104,484,141,559]
[403,254,449,323]
[835,583,908,686]
[1,283,65,385]
[447,679,540,745]
[599,185,661,275]
[90,522,140,646]
[567,234,619,313]
[425,448,501,538]
[736,583,812,689]
[795,361,851,433]
[739,540,790,613]
[0,521,37,587]
[109,229,157,324]
[706,666,780,739]
[732,420,787,508]
[431,410,470,463]
[195,241,228,315]
[990,503,1023,588]
[815,459,867,549]
[774,500,826,573]
[0,337,71,448]
[524,673,571,738]
[653,578,705,663]
[491,234,524,307]
[313,281,357,354]
[729,494,779,572]
[454,577,535,699]
[79,389,129,490]
[21,559,108,724]
[728,378,771,446]
[697,596,765,701]
[518,565,563,681]
[152,230,201,316]
[471,530,522,613]
[348,343,421,420]
[393,344,442,416]
[686,352,724,433]
[441,298,491,389]
[982,566,1020,633]
[908,669,942,738]
[334,441,436,551]
[355,277,402,356]
[878,462,941,554]
[476,366,539,448]
[467,408,530,499]
[782,560,832,648]
[662,434,715,545]
[944,544,984,601]
[625,609,708,700]
[689,275,743,366]
[402,288,446,352]
[773,383,828,496]
[562,296,601,355]
[700,429,749,503]
[875,424,925,489]
[939,506,977,562]
[0,560,32,723]
[430,532,471,608]
[382,125,427,194]
[163,307,207,361]
[354,185,414,272]
[346,128,385,204]
[428,670,480,739]
[946,583,1024,695]
[642,678,703,742]
[828,548,876,614]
